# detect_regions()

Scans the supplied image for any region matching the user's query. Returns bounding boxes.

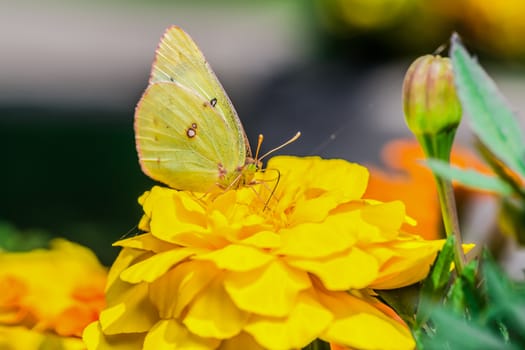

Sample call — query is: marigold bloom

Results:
[84,156,449,350]
[0,239,107,349]
[366,139,492,240]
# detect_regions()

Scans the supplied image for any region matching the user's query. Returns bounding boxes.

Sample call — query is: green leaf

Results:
[483,255,525,338]
[415,235,456,327]
[446,260,481,318]
[450,34,525,178]
[426,158,513,195]
[499,198,525,245]
[423,307,519,350]
[0,221,51,252]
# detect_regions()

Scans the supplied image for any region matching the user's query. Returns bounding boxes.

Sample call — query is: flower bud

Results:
[403,55,462,136]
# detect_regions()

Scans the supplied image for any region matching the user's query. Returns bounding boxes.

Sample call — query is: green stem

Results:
[434,174,466,274]
[416,130,466,274]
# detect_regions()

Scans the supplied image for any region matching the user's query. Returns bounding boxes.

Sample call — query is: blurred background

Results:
[2,0,525,265]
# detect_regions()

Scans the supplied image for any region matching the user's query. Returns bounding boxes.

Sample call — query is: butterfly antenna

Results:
[259,131,301,161]
[262,168,281,211]
[254,134,264,162]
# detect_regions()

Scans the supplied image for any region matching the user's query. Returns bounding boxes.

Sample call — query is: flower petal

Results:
[113,233,177,253]
[245,290,333,349]
[238,231,281,249]
[120,247,201,284]
[106,248,146,292]
[149,260,216,319]
[278,218,357,258]
[224,260,311,317]
[319,291,415,350]
[286,247,379,290]
[184,277,249,339]
[361,200,406,236]
[368,238,445,289]
[83,321,145,350]
[143,319,219,350]
[218,332,265,350]
[100,283,158,335]
[194,244,274,272]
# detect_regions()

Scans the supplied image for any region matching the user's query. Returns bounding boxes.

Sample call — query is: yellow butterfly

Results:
[135,26,299,192]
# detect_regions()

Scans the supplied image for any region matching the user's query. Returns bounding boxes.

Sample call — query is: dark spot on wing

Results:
[218,163,226,179]
[186,123,197,138]
[210,98,217,107]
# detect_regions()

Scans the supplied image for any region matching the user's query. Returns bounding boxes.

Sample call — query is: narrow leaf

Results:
[450,34,525,178]
[483,257,525,332]
[426,158,513,195]
[446,260,481,317]
[424,307,518,350]
[416,235,455,327]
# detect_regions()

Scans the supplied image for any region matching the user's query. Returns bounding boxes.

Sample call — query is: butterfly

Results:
[134,26,299,192]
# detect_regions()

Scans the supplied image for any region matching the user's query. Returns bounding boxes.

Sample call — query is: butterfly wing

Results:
[149,25,251,158]
[135,81,245,192]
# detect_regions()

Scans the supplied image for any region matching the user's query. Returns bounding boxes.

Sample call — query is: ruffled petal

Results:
[224,260,310,317]
[120,247,202,284]
[100,283,158,335]
[143,319,219,350]
[149,260,217,319]
[184,277,249,339]
[194,244,274,272]
[319,291,414,350]
[245,290,333,349]
[286,247,379,290]
[218,332,265,350]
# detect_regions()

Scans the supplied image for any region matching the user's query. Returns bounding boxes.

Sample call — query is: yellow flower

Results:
[0,239,107,349]
[84,156,448,350]
[0,326,86,350]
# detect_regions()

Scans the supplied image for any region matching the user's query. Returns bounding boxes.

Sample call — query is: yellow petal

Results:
[113,233,178,253]
[100,282,158,335]
[267,156,369,202]
[369,238,444,289]
[289,195,340,224]
[1,325,85,350]
[83,321,146,350]
[184,277,249,339]
[120,247,201,284]
[143,319,219,350]
[278,219,357,258]
[149,261,217,319]
[319,291,414,350]
[194,244,274,272]
[145,188,212,246]
[360,200,406,236]
[245,290,333,349]
[286,247,379,290]
[224,260,310,317]
[218,332,265,350]
[0,239,107,336]
[238,231,281,249]
[106,248,146,292]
